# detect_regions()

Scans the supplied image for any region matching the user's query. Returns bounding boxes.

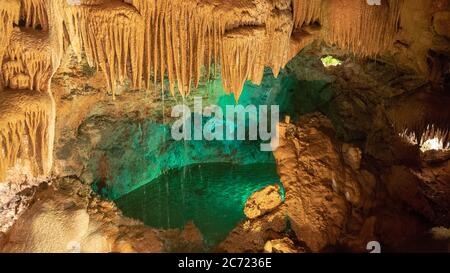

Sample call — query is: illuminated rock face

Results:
[244,184,283,219]
[274,114,369,252]
[0,177,165,253]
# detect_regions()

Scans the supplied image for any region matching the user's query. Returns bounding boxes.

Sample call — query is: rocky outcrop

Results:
[342,144,362,171]
[244,184,283,219]
[433,11,450,39]
[217,207,287,253]
[0,177,164,253]
[385,160,450,226]
[274,113,375,252]
[264,237,302,253]
[162,221,205,253]
[218,113,380,253]
[394,0,450,81]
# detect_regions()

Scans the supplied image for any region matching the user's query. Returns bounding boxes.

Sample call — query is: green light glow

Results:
[321,55,342,67]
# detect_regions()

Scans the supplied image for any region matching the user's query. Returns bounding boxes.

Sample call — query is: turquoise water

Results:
[115,163,281,246]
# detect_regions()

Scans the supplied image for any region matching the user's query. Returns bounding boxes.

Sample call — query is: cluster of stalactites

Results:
[292,0,403,57]
[292,0,322,28]
[0,0,20,67]
[390,90,450,152]
[123,0,228,97]
[399,122,450,150]
[0,0,65,182]
[266,9,294,79]
[2,28,53,91]
[20,0,48,30]
[221,9,294,100]
[1,0,67,92]
[121,0,294,99]
[419,124,449,149]
[3,0,405,101]
[65,1,145,99]
[59,0,297,100]
[0,91,52,181]
[0,110,50,181]
[322,0,403,57]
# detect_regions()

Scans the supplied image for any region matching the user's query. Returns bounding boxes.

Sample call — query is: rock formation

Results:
[273,114,370,252]
[0,177,165,253]
[244,184,283,219]
[0,90,53,181]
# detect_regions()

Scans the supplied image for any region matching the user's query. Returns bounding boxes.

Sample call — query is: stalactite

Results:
[2,28,53,91]
[292,0,322,28]
[293,0,402,57]
[399,121,450,150]
[65,1,145,99]
[321,0,403,57]
[266,9,294,78]
[20,0,48,30]
[0,0,20,67]
[390,92,450,150]
[0,90,52,181]
[220,9,294,100]
[221,26,267,101]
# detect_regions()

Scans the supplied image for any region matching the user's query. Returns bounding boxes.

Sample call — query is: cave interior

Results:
[0,0,450,253]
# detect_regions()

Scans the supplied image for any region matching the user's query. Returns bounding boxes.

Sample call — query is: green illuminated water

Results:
[115,163,281,246]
